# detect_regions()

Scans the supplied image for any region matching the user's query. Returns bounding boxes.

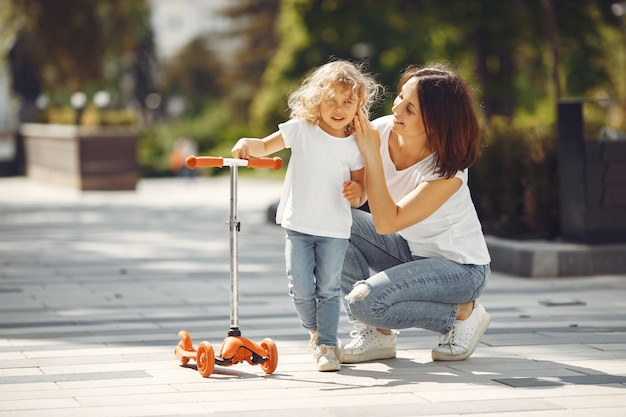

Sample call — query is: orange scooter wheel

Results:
[197,342,215,378]
[259,338,278,374]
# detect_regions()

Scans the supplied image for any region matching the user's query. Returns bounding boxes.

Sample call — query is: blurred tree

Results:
[249,0,310,129]
[1,0,155,109]
[7,30,41,122]
[244,0,623,130]
[554,0,624,96]
[220,0,281,120]
[158,36,226,114]
[154,0,281,121]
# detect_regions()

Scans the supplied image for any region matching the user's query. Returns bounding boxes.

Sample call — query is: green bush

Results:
[41,105,138,126]
[470,116,559,239]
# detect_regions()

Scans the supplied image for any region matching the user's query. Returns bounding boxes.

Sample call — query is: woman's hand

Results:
[353,111,381,160]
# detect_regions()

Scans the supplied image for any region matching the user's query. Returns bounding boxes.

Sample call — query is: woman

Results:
[341,63,491,363]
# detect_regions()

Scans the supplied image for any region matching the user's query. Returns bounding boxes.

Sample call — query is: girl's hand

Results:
[342,180,363,203]
[353,111,380,160]
[231,138,250,159]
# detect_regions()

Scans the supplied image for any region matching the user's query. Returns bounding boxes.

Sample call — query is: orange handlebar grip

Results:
[247,157,283,170]
[186,156,224,169]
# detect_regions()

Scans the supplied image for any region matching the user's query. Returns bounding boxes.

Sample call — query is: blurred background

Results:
[0,0,625,241]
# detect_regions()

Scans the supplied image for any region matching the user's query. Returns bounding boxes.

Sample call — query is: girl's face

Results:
[318,85,360,137]
[391,77,425,139]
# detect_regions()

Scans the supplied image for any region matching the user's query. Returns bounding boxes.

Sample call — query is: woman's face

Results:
[318,85,359,137]
[391,77,425,139]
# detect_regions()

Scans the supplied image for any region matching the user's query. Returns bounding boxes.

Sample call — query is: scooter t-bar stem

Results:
[182,154,282,333]
[185,156,282,170]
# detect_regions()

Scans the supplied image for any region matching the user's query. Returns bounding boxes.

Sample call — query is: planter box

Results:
[21,123,140,191]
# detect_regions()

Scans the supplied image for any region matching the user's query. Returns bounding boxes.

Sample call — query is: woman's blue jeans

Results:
[285,229,349,347]
[341,209,490,334]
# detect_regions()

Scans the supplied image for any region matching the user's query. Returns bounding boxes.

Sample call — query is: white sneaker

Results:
[432,303,491,361]
[342,323,397,363]
[314,344,341,371]
[309,331,344,363]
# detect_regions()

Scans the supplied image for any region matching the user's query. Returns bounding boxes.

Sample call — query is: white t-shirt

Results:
[276,119,365,239]
[373,115,491,265]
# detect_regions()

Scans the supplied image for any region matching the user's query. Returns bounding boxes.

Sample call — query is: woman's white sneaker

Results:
[432,303,491,361]
[342,323,397,363]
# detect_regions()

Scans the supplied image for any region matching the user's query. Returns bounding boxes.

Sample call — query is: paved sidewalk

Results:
[1,176,625,417]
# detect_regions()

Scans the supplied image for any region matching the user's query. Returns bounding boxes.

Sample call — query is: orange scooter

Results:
[174,155,282,378]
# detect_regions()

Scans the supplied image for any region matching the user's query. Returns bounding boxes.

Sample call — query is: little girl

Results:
[231,60,383,371]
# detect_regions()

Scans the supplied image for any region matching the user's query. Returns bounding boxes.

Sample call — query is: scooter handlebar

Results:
[246,157,283,170]
[185,155,282,170]
[185,156,223,169]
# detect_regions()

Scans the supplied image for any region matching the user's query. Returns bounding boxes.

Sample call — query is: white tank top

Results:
[373,115,491,265]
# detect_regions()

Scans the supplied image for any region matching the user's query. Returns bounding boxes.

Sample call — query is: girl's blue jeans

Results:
[341,209,490,334]
[285,229,349,347]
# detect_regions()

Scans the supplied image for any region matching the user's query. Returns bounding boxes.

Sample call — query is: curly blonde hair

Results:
[287,60,384,134]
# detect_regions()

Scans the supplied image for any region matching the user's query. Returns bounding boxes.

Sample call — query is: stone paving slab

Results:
[1,176,625,417]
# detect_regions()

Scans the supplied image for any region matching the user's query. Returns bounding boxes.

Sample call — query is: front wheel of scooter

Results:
[259,338,278,374]
[197,341,215,378]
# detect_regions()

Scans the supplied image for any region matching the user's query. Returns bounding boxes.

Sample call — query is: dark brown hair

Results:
[398,63,482,178]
